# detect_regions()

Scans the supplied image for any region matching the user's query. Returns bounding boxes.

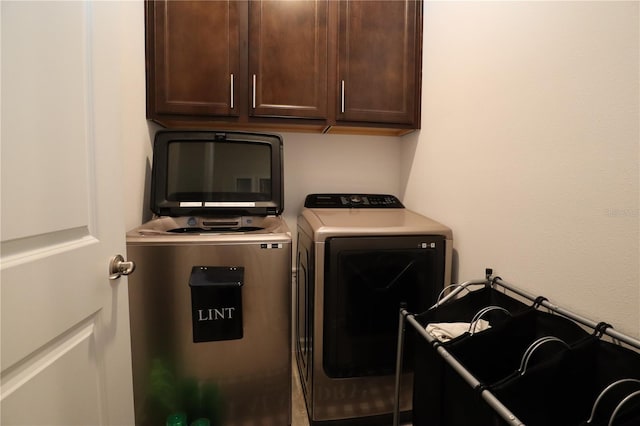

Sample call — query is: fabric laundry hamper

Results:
[411,286,531,426]
[410,285,640,426]
[438,307,591,426]
[489,334,640,426]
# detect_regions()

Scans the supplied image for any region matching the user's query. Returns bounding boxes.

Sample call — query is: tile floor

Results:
[290,359,411,426]
[291,360,310,426]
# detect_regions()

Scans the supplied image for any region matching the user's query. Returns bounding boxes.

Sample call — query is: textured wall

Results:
[402,1,639,338]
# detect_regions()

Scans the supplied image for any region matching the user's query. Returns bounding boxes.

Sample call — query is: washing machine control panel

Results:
[304,193,404,208]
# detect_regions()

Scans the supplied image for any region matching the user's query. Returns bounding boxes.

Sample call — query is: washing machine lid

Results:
[150,130,284,217]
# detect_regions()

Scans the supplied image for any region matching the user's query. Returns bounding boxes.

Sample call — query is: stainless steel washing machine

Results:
[295,194,453,425]
[127,130,292,426]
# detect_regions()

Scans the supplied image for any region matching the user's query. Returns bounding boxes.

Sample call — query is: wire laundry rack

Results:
[393,268,640,426]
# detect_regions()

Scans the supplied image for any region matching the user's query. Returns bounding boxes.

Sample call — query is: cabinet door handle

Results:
[230,73,234,109]
[252,74,257,109]
[340,80,345,113]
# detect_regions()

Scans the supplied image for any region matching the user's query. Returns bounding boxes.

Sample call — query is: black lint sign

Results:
[189,266,244,343]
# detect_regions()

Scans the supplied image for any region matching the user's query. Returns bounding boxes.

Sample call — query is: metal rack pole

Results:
[393,306,408,426]
[428,278,489,310]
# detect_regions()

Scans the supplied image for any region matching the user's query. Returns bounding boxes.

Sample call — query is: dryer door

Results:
[323,235,445,378]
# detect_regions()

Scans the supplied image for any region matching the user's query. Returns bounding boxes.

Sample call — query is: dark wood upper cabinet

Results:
[147,1,241,117]
[249,1,328,119]
[145,0,422,135]
[336,0,421,126]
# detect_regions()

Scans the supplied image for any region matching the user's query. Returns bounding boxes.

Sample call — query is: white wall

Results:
[120,2,155,232]
[401,1,639,338]
[281,132,401,230]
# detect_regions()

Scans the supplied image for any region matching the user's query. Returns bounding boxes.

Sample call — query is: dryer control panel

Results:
[304,193,404,208]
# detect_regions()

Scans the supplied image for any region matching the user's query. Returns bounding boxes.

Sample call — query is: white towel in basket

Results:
[426,320,491,342]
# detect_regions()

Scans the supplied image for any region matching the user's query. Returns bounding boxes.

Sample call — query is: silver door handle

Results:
[109,254,135,280]
[340,80,345,113]
[230,73,235,109]
[252,74,257,109]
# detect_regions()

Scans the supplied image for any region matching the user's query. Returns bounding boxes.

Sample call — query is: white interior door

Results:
[1,2,135,424]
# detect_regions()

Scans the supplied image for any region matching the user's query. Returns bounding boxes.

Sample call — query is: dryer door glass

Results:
[323,235,445,378]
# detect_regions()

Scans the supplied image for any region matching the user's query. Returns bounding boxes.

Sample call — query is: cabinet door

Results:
[249,0,328,119]
[147,1,241,117]
[337,0,421,125]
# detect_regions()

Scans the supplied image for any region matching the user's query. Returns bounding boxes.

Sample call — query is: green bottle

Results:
[166,412,188,426]
[190,419,210,426]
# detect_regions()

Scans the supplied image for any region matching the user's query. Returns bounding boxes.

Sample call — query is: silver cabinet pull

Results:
[109,254,135,280]
[340,80,345,113]
[230,73,234,109]
[252,74,257,109]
